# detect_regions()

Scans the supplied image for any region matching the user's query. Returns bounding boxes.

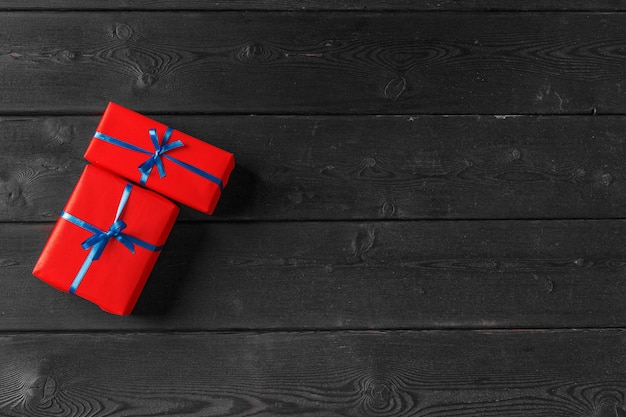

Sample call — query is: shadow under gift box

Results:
[84,102,235,215]
[33,165,179,315]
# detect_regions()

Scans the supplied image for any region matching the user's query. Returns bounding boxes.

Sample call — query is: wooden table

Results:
[2,2,626,415]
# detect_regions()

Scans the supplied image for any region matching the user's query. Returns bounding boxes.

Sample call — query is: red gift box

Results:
[33,165,179,315]
[84,102,235,215]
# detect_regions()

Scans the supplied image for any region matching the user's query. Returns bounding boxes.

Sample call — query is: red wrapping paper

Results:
[84,102,235,215]
[33,165,179,315]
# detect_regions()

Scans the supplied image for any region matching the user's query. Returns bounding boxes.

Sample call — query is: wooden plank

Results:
[2,0,626,11]
[1,115,624,221]
[1,329,626,416]
[1,12,626,114]
[2,220,626,330]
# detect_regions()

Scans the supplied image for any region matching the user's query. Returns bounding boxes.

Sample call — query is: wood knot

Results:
[241,43,260,58]
[511,148,521,160]
[357,157,393,179]
[114,23,133,41]
[28,376,57,404]
[347,225,376,264]
[384,76,407,101]
[319,164,337,176]
[594,391,626,417]
[369,382,392,404]
[596,404,626,417]
[0,178,23,207]
[44,118,75,145]
[55,50,76,62]
[357,377,413,416]
[363,157,376,168]
[237,42,275,62]
[137,72,158,88]
[544,277,554,293]
[599,172,613,187]
[380,200,395,217]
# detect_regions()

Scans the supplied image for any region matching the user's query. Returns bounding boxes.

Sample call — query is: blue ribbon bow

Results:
[138,127,184,183]
[94,128,223,189]
[80,218,133,260]
[61,183,163,294]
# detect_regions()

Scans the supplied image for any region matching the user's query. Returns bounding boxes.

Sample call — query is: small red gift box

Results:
[84,102,235,215]
[33,164,179,315]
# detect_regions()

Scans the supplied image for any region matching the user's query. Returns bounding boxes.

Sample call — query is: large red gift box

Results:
[84,102,235,215]
[33,165,179,315]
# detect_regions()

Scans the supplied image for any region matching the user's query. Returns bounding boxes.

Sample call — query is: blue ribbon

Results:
[61,183,163,294]
[94,128,223,189]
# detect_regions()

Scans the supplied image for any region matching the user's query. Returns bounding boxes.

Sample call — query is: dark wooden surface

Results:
[2,330,626,417]
[2,4,626,417]
[2,220,626,331]
[4,12,626,115]
[3,1,626,11]
[2,115,626,221]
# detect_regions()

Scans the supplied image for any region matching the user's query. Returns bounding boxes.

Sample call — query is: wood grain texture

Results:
[3,0,626,11]
[2,12,626,114]
[1,115,624,221]
[2,220,626,330]
[2,330,626,416]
